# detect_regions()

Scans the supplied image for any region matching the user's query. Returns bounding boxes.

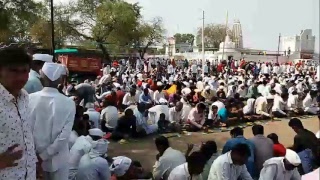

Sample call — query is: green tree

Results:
[61,0,141,63]
[196,24,233,49]
[0,0,44,43]
[173,33,195,44]
[131,17,165,58]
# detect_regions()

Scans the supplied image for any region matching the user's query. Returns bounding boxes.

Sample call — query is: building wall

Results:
[281,29,315,54]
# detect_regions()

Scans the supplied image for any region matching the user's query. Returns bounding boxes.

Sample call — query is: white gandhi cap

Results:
[41,63,63,81]
[285,149,301,166]
[110,156,132,177]
[33,54,53,62]
[88,128,104,137]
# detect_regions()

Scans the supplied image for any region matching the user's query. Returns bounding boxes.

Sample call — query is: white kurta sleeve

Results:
[39,104,76,160]
[258,165,277,180]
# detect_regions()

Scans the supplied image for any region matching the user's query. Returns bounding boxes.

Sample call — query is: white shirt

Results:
[69,130,79,149]
[153,147,186,180]
[208,152,252,180]
[168,107,183,123]
[168,64,174,74]
[0,84,37,179]
[191,64,197,73]
[29,87,76,172]
[122,93,136,105]
[84,108,100,128]
[69,135,94,169]
[259,157,301,180]
[168,163,203,180]
[153,90,165,103]
[76,154,111,180]
[148,105,169,124]
[272,94,287,115]
[100,106,119,129]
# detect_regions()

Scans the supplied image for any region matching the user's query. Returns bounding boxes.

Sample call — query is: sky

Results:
[57,0,319,52]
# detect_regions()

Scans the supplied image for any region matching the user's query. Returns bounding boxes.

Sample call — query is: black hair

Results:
[234,93,240,99]
[155,136,169,148]
[252,125,264,135]
[200,141,217,159]
[267,133,279,143]
[82,114,90,120]
[232,143,251,157]
[187,151,207,166]
[0,47,32,67]
[230,127,243,136]
[211,105,218,110]
[197,103,206,110]
[124,109,133,116]
[288,118,304,128]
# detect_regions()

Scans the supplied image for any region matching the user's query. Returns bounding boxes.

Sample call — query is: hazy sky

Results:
[58,0,319,51]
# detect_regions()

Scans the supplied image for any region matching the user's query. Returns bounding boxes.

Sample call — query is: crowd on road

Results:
[0,46,319,180]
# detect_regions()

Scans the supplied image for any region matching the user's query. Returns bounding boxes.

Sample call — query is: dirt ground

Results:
[108,117,320,171]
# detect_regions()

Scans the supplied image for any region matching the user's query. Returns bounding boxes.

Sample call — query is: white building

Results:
[281,29,315,58]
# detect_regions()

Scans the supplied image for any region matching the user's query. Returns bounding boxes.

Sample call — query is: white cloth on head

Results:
[159,98,168,104]
[110,156,132,177]
[285,149,301,166]
[41,63,63,81]
[88,128,103,137]
[88,139,109,158]
[33,54,53,62]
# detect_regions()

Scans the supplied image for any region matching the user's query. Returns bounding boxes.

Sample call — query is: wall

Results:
[300,29,315,53]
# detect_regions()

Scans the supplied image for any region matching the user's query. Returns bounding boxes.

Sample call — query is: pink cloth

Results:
[302,168,319,180]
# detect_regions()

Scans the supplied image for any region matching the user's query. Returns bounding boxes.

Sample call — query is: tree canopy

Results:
[173,33,195,45]
[196,24,233,49]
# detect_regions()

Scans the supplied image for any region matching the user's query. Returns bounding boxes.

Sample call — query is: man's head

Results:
[155,136,169,155]
[230,143,251,165]
[211,105,218,114]
[187,151,207,175]
[252,125,264,136]
[288,118,304,133]
[124,109,134,118]
[31,54,53,73]
[196,103,206,114]
[137,103,146,113]
[0,47,32,95]
[283,149,301,171]
[200,141,217,159]
[267,133,279,144]
[40,63,63,88]
[175,102,183,112]
[88,128,104,141]
[230,127,243,138]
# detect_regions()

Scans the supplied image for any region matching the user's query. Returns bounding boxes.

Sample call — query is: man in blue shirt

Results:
[139,87,153,107]
[222,127,255,177]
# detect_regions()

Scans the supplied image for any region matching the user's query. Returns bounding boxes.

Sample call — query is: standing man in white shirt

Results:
[0,47,37,179]
[29,63,76,180]
[24,53,53,94]
[167,61,174,75]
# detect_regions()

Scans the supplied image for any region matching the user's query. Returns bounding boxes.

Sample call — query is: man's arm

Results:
[96,159,111,180]
[258,165,277,180]
[39,104,76,161]
[240,165,253,180]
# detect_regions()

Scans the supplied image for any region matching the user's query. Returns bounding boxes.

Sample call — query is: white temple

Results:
[214,35,241,60]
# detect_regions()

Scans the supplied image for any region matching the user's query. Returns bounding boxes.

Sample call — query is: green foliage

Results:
[196,24,233,49]
[174,33,195,44]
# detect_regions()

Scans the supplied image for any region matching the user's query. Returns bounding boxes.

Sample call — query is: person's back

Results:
[101,105,119,129]
[158,147,186,179]
[76,154,110,180]
[29,87,75,172]
[250,135,273,173]
[69,136,93,169]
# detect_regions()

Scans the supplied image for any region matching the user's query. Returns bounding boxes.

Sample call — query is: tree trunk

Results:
[97,41,111,64]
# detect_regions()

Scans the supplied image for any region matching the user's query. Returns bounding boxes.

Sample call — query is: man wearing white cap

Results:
[68,128,103,179]
[259,149,301,180]
[24,53,53,94]
[76,139,111,180]
[28,62,76,180]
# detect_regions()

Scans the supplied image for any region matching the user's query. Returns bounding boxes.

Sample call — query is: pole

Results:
[221,11,228,62]
[201,10,205,76]
[50,0,55,60]
[276,33,281,63]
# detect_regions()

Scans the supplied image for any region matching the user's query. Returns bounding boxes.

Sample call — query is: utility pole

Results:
[221,11,229,62]
[201,10,205,76]
[276,33,281,64]
[50,0,55,60]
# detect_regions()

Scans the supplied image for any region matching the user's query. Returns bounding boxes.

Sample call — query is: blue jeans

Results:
[298,149,314,174]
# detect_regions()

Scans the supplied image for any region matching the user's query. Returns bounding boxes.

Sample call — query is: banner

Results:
[59,55,101,73]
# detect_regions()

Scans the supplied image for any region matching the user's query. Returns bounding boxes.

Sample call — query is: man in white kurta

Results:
[29,63,76,180]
